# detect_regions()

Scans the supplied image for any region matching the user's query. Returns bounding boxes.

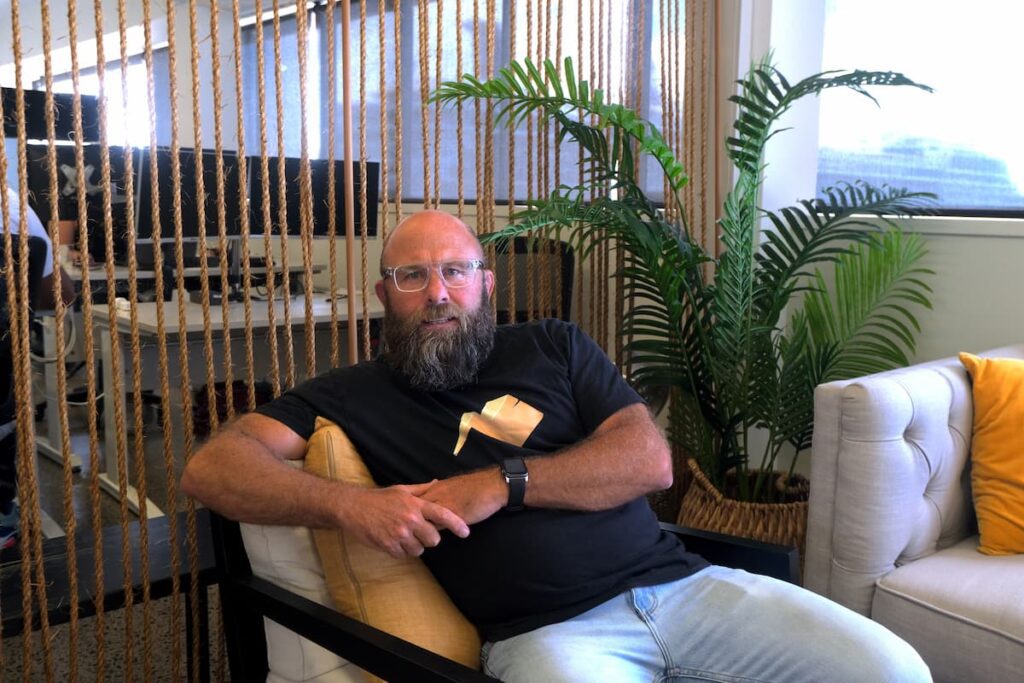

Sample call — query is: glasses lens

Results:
[439,260,477,288]
[394,265,430,291]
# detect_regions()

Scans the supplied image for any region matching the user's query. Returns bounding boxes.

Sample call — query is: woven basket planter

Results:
[676,459,809,561]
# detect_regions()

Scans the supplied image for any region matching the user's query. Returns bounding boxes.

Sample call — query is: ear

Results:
[375,279,388,306]
[483,269,495,298]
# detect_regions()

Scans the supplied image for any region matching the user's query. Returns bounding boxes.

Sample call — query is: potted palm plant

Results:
[433,57,935,546]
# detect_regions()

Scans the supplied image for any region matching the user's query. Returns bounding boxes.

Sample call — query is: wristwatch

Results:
[501,457,529,512]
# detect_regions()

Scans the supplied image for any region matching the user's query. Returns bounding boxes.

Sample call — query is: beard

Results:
[379,291,496,392]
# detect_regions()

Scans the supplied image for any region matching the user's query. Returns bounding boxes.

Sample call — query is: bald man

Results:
[183,210,929,683]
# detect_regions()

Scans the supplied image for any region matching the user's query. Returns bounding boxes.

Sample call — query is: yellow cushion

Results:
[303,417,482,677]
[959,353,1024,555]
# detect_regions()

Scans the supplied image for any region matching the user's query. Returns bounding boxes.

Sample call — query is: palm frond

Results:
[799,229,933,382]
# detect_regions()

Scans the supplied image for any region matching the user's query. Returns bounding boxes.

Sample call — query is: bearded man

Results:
[182,210,930,682]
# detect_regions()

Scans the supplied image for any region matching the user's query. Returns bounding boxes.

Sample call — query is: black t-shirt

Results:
[257,319,707,641]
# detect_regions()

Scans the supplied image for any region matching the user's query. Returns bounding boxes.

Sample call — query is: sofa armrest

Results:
[802,348,1017,615]
[660,522,800,584]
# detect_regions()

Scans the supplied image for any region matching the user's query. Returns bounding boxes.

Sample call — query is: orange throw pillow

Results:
[959,353,1024,555]
[303,417,482,679]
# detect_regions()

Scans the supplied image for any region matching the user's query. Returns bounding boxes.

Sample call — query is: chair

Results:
[806,346,1024,683]
[0,235,47,435]
[492,236,574,325]
[210,510,798,682]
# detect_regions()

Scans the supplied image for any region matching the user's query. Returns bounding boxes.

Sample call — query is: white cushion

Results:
[240,462,368,683]
[873,536,1024,683]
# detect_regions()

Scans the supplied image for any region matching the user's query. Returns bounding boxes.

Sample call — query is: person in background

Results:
[182,210,931,682]
[0,186,77,549]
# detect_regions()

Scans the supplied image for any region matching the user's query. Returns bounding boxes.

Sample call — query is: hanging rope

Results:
[378,0,391,238]
[325,0,342,367]
[455,0,466,218]
[251,0,282,400]
[504,0,516,319]
[6,3,55,675]
[359,0,373,361]
[393,1,405,225]
[272,0,297,389]
[229,0,257,413]
[294,3,317,378]
[39,0,81,677]
[417,0,432,208]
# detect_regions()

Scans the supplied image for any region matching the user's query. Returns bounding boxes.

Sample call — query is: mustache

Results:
[415,303,466,324]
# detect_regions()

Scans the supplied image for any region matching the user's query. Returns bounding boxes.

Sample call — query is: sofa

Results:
[805,345,1024,682]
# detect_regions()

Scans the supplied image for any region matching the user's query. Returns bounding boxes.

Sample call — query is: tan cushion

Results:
[959,353,1024,555]
[303,417,481,680]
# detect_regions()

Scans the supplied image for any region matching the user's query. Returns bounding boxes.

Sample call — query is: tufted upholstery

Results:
[806,345,1024,682]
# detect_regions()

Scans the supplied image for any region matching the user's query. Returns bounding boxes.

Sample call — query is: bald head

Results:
[379,210,483,274]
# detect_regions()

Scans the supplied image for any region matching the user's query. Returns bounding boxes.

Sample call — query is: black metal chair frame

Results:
[211,512,798,682]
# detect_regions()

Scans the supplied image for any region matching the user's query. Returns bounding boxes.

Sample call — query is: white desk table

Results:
[92,294,383,516]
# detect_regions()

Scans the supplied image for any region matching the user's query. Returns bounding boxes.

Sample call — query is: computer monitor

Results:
[2,87,101,142]
[135,146,245,243]
[23,142,136,263]
[247,156,379,238]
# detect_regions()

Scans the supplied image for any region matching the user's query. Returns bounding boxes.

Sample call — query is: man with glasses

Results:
[183,209,929,682]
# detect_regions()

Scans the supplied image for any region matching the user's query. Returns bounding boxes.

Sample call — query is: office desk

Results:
[92,294,383,516]
[36,261,324,469]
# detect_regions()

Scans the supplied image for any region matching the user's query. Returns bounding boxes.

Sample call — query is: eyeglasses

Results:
[382,259,485,293]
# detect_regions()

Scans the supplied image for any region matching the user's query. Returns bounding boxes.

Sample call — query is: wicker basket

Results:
[676,459,809,561]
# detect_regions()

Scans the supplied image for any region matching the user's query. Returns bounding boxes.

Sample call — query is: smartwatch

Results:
[501,457,529,511]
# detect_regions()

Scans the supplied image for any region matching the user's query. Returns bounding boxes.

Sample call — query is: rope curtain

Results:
[0,0,693,679]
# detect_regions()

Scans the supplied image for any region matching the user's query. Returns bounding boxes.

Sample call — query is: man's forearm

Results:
[523,403,672,511]
[183,428,345,527]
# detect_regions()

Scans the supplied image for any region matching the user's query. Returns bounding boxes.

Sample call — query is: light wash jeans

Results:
[481,565,931,683]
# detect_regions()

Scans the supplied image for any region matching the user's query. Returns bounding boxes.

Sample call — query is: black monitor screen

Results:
[248,157,379,237]
[24,142,136,262]
[136,147,244,242]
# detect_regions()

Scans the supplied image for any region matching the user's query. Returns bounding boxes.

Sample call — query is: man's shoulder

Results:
[496,317,577,342]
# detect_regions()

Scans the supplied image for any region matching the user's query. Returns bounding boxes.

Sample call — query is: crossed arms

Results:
[180,403,672,559]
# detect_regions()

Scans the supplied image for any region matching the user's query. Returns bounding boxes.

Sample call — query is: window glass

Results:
[816,0,1024,215]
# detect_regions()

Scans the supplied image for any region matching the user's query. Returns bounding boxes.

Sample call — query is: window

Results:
[42,54,163,148]
[241,0,671,204]
[815,0,1024,216]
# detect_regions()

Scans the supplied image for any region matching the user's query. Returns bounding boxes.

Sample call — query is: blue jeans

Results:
[481,566,930,682]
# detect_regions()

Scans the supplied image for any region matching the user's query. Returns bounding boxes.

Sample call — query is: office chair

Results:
[0,235,47,418]
[492,236,574,325]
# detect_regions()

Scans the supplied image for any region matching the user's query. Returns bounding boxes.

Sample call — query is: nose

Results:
[423,267,450,304]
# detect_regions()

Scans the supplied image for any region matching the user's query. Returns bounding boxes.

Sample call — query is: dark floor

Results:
[31,393,194,543]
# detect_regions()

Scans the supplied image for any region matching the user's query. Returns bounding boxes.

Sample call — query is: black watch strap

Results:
[501,457,529,511]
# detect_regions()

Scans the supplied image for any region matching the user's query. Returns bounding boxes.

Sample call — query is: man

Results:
[182,210,930,682]
[0,186,77,549]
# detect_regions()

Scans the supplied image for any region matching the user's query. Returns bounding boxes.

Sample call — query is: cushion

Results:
[872,536,1024,683]
[959,353,1024,554]
[303,417,482,680]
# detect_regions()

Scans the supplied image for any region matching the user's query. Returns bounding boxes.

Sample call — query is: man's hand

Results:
[417,468,507,526]
[339,482,471,558]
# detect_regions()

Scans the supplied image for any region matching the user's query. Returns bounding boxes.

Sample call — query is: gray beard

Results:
[380,294,496,392]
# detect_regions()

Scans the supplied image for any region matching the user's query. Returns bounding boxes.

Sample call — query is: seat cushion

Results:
[872,536,1024,683]
[240,501,367,682]
[304,417,482,679]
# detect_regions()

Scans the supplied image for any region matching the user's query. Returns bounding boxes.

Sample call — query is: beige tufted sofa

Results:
[805,345,1024,683]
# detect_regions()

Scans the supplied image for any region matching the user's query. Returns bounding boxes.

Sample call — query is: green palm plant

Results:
[433,56,935,504]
